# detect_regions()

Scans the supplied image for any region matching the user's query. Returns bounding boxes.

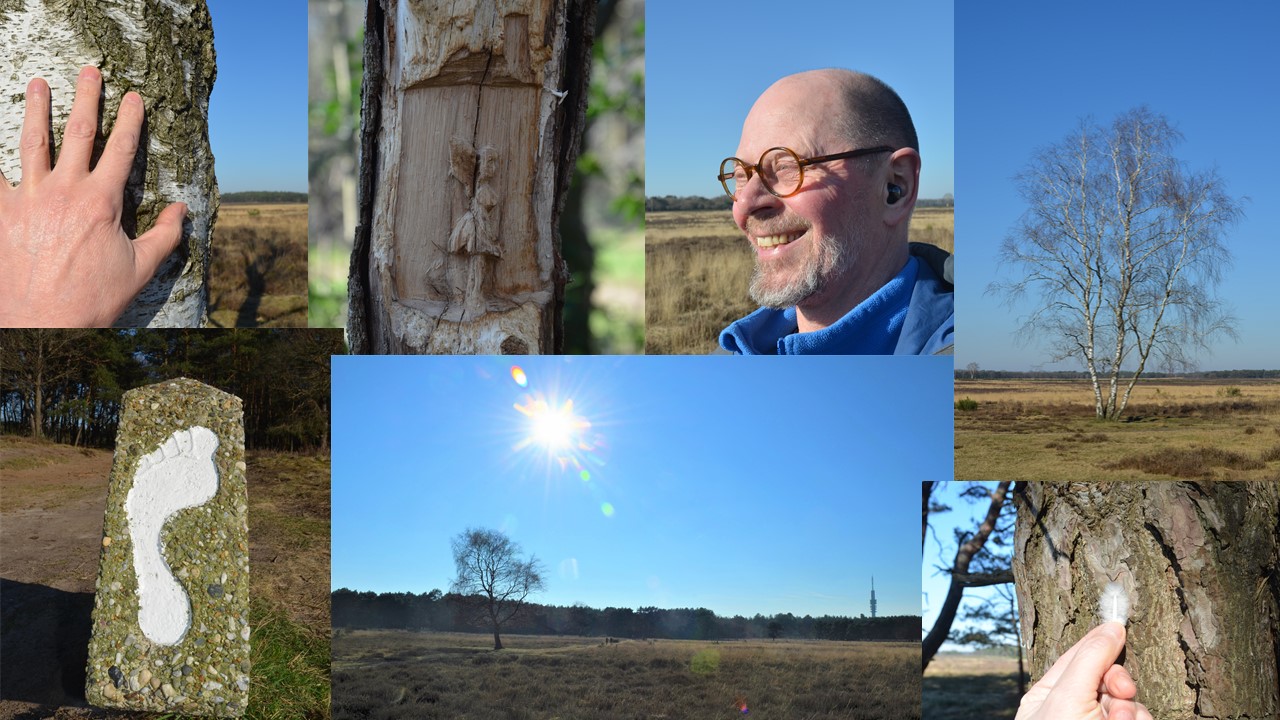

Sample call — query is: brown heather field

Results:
[331,630,919,720]
[923,653,1021,720]
[954,378,1280,481]
[645,207,954,354]
[208,203,308,327]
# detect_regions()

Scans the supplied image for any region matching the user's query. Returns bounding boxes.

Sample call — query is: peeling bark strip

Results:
[0,0,219,327]
[1014,482,1280,719]
[348,0,594,354]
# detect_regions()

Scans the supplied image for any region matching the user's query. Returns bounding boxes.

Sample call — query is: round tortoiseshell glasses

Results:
[718,145,895,201]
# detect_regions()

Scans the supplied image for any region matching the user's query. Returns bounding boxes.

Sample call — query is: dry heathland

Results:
[332,630,919,720]
[645,207,953,354]
[208,204,308,328]
[923,653,1021,720]
[954,378,1280,481]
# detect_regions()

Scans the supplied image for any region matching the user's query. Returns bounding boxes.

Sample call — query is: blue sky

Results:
[956,1,1280,371]
[922,482,1012,653]
[206,1,306,192]
[331,355,952,620]
[646,0,954,199]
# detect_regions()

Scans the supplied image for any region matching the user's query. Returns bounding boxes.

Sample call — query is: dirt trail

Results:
[1,443,116,718]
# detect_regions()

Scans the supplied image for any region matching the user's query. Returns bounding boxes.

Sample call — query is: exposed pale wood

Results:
[0,0,218,327]
[349,0,594,354]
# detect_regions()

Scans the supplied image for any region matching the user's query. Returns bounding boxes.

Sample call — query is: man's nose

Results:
[734,172,783,218]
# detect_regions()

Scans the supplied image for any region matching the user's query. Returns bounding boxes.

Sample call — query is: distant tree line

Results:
[645,195,953,212]
[331,589,919,642]
[956,369,1279,380]
[221,191,308,204]
[0,329,343,451]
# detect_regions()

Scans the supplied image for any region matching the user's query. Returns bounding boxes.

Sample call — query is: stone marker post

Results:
[0,0,219,327]
[86,378,250,717]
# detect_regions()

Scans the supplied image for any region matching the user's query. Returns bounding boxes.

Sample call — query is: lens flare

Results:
[510,366,527,388]
[601,502,615,517]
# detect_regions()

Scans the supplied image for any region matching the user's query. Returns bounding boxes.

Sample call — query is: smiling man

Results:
[716,69,953,355]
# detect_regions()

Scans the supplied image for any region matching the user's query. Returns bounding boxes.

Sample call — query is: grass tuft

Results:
[248,598,331,720]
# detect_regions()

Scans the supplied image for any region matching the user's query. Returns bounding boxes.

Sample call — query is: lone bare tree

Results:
[994,108,1243,419]
[1014,482,1280,718]
[450,527,546,650]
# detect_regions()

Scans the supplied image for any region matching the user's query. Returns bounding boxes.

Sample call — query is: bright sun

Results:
[531,403,575,449]
[517,396,585,452]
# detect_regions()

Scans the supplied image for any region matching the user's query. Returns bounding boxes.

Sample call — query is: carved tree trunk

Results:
[1014,482,1280,719]
[0,0,218,327]
[347,0,594,354]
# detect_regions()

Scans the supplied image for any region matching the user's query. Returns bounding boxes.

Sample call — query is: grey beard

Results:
[748,233,851,310]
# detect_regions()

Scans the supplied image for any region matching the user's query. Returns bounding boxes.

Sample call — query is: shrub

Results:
[955,397,979,412]
[1218,386,1243,398]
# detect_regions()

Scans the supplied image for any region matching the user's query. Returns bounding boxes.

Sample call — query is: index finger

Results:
[20,77,52,182]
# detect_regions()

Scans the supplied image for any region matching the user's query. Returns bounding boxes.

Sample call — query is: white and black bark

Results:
[0,0,219,327]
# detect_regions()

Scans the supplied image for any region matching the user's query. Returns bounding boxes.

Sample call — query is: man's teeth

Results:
[756,232,800,248]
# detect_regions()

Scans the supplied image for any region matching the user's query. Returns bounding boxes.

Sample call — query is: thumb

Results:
[132,202,187,286]
[1057,622,1127,696]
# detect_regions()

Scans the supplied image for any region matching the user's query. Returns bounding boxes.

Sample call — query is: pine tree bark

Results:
[0,0,218,327]
[347,0,594,354]
[1014,482,1280,719]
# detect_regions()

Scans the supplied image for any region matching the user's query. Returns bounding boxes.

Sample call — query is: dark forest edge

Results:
[221,191,308,204]
[332,588,919,642]
[1,329,342,452]
[956,369,1280,380]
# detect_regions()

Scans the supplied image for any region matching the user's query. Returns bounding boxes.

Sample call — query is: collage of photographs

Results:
[0,1,1277,719]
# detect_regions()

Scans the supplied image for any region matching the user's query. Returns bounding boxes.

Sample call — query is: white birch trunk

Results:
[0,0,218,327]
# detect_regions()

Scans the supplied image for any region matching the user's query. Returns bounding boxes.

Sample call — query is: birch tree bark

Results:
[1014,482,1280,719]
[0,0,218,327]
[347,0,594,354]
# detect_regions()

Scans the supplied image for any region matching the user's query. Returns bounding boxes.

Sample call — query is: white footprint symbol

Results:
[125,426,221,646]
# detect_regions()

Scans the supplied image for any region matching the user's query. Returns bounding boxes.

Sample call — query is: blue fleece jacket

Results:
[718,244,955,355]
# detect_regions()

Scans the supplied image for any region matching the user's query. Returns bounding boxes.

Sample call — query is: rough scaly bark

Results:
[1014,482,1280,719]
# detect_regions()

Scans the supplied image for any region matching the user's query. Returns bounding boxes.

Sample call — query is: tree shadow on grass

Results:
[0,578,94,708]
[923,671,1022,720]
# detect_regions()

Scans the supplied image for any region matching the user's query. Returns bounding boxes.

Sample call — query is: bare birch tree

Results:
[993,108,1242,419]
[450,527,546,650]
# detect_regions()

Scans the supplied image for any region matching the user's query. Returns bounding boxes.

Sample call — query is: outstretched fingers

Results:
[58,67,104,175]
[20,77,52,183]
[130,202,187,289]
[94,92,144,189]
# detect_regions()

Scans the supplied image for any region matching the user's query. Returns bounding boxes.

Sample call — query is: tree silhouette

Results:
[449,528,546,650]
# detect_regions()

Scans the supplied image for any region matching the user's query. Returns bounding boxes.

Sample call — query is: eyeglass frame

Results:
[717,145,897,201]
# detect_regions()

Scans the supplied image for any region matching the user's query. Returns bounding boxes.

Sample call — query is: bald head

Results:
[746,69,918,157]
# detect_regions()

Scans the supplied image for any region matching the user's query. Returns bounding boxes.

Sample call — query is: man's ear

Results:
[883,147,921,228]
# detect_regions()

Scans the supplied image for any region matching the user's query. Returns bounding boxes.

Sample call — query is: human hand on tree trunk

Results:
[0,66,186,327]
[1016,622,1152,720]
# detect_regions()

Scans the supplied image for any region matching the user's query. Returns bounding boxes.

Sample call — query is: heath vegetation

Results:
[954,378,1280,480]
